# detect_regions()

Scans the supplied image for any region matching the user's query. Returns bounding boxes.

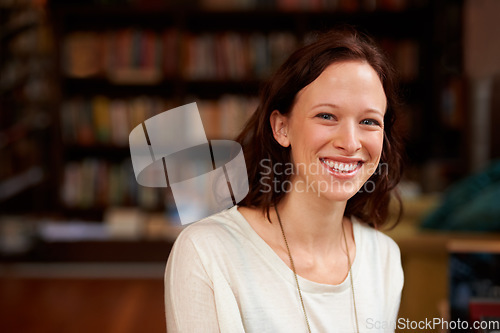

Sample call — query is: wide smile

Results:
[319,157,363,178]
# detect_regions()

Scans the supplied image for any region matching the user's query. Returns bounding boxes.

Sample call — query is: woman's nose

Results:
[332,121,362,154]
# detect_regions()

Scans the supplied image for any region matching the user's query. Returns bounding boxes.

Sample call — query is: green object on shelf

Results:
[421,160,500,231]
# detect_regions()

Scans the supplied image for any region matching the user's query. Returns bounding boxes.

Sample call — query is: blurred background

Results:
[1,0,500,332]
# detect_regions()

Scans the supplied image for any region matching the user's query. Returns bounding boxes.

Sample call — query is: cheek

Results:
[366,132,384,161]
[291,127,325,157]
[361,133,384,179]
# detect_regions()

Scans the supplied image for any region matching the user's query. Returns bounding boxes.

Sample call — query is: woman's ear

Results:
[270,110,290,147]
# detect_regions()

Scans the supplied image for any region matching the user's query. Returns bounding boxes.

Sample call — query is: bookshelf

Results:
[39,0,465,241]
[0,2,58,214]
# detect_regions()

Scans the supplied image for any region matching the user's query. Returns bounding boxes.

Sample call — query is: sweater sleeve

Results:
[164,229,220,333]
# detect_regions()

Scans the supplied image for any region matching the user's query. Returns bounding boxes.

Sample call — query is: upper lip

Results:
[320,156,365,164]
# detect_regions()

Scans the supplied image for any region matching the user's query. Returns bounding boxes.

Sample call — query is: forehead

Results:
[293,60,387,113]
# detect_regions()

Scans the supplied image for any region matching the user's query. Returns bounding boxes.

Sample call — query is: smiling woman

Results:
[165,27,405,333]
[269,61,387,203]
[238,29,404,227]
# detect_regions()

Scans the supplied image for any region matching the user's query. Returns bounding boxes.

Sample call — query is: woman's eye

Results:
[316,113,335,121]
[360,119,381,126]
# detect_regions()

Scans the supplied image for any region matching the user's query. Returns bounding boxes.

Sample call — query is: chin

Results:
[314,183,363,202]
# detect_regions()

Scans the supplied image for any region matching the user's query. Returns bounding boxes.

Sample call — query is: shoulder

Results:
[166,206,255,282]
[172,206,247,253]
[354,218,400,249]
[352,217,404,290]
[353,217,402,266]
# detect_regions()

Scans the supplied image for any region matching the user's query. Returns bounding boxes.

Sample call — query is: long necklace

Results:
[274,205,359,333]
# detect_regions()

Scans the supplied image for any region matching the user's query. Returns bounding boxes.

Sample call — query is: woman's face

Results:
[272,60,386,202]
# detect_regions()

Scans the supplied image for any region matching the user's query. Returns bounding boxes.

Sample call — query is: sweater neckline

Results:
[227,206,362,294]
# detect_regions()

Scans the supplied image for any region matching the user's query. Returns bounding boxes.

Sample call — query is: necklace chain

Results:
[344,219,360,333]
[274,205,359,333]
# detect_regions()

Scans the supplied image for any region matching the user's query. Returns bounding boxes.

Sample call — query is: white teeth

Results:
[322,159,358,173]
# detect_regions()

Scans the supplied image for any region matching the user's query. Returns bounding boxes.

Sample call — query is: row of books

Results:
[195,95,258,139]
[380,39,420,82]
[440,76,466,130]
[181,31,297,81]
[0,143,43,202]
[61,158,164,209]
[63,28,419,84]
[63,29,163,83]
[62,29,298,82]
[0,134,40,182]
[60,95,171,147]
[60,95,258,146]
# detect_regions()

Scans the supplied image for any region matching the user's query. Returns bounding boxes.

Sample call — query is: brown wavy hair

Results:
[235,27,405,229]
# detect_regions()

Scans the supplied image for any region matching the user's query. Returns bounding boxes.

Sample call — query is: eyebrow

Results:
[311,103,339,110]
[363,109,385,117]
[311,103,385,116]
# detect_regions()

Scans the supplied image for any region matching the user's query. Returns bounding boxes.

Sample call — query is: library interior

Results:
[1,0,500,332]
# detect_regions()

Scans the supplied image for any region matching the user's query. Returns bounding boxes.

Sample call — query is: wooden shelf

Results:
[30,239,174,262]
[62,77,260,97]
[63,144,130,159]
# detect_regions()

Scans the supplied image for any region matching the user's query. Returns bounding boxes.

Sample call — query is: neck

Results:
[273,188,348,256]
